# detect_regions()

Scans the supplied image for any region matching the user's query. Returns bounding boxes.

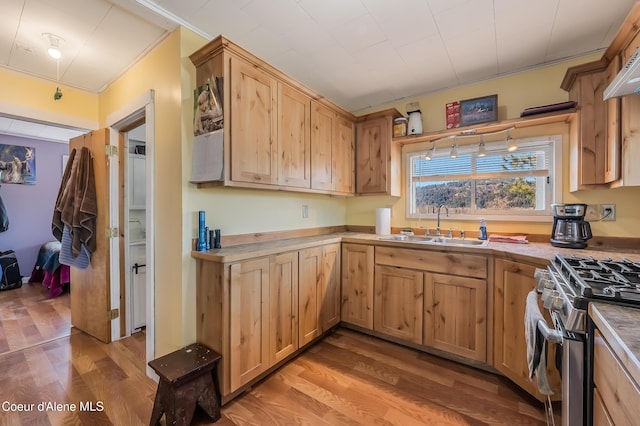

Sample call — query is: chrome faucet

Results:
[436,204,448,236]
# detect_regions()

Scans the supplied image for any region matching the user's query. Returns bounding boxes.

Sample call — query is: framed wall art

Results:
[459,94,498,126]
[0,144,36,184]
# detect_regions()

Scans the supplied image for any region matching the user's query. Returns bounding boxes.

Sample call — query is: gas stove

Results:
[554,255,640,302]
[535,254,640,335]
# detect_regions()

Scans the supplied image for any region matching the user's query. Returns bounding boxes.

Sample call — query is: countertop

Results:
[589,302,640,387]
[191,232,640,264]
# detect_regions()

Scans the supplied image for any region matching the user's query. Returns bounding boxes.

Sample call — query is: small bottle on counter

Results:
[478,218,488,241]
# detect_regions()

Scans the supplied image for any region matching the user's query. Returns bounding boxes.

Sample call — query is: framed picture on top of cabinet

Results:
[459,94,498,126]
[193,77,224,136]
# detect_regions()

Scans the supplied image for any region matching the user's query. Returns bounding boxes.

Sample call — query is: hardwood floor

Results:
[0,327,554,425]
[0,281,72,355]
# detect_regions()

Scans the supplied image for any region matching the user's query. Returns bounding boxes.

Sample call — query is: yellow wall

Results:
[99,30,186,355]
[0,67,98,130]
[347,55,640,238]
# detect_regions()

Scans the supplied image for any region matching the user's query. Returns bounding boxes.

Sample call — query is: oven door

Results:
[530,288,585,426]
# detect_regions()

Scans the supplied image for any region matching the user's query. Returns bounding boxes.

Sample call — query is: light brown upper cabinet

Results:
[355,108,403,196]
[190,36,355,196]
[310,101,355,194]
[562,60,621,191]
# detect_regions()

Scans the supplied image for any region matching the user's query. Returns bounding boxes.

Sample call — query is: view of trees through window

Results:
[409,142,553,217]
[415,176,537,215]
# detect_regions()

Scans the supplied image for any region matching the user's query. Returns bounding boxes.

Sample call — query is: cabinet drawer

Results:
[593,329,640,425]
[375,246,487,279]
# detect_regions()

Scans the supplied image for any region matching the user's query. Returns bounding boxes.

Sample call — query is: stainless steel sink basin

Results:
[427,237,489,247]
[378,234,488,247]
[378,235,434,243]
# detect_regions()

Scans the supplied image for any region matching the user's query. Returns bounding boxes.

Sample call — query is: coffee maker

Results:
[550,203,593,249]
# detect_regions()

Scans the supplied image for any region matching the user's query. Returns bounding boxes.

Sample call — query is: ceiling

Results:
[1,0,637,140]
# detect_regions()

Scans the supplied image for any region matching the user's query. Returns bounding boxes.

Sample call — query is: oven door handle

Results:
[537,318,563,344]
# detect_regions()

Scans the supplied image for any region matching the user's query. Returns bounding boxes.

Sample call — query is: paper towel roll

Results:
[376,208,391,236]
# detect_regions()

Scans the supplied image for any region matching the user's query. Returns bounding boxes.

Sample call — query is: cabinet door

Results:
[341,243,374,329]
[494,259,561,401]
[604,56,621,183]
[229,257,270,391]
[374,265,424,344]
[270,252,299,364]
[356,117,389,194]
[277,83,310,188]
[320,243,341,331]
[230,57,277,185]
[310,101,355,194]
[128,154,146,209]
[620,33,640,186]
[310,101,335,191]
[334,115,355,194]
[299,246,322,346]
[299,244,341,347]
[424,273,486,362]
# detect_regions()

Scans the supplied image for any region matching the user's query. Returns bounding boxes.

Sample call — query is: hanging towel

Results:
[524,289,554,395]
[53,147,97,258]
[59,225,91,269]
[52,148,77,241]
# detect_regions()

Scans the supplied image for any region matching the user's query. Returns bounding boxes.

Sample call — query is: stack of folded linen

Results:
[488,234,529,244]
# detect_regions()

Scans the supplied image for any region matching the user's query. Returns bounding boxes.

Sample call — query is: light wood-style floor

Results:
[0,281,72,355]
[0,324,553,425]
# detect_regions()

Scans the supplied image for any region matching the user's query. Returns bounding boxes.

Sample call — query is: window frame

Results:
[404,135,563,222]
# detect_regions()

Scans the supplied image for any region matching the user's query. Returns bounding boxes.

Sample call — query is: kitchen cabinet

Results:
[298,243,341,348]
[355,108,402,196]
[619,31,640,187]
[424,273,486,362]
[196,240,340,403]
[229,257,270,391]
[341,243,374,329]
[128,154,145,209]
[190,36,354,195]
[310,101,355,194]
[493,258,561,402]
[277,83,311,188]
[374,246,488,359]
[374,265,424,344]
[562,60,620,191]
[269,251,299,364]
[229,57,278,185]
[589,303,640,426]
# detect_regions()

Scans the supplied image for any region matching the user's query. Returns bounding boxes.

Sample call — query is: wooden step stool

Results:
[148,343,221,425]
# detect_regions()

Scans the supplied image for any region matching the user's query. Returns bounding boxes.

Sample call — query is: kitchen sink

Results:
[427,237,489,247]
[378,235,434,243]
[378,234,489,247]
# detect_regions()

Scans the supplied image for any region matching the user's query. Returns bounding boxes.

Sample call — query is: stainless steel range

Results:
[534,254,640,426]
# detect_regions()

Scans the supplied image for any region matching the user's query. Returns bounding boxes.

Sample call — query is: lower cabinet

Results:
[374,265,424,344]
[592,327,639,425]
[493,258,561,401]
[341,243,374,329]
[299,243,341,347]
[196,242,338,403]
[372,246,489,362]
[229,257,270,391]
[270,251,299,364]
[424,273,487,362]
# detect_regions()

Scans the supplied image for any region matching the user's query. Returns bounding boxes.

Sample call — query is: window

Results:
[406,135,561,221]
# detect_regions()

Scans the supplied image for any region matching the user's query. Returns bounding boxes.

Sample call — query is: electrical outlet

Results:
[302,205,309,219]
[601,204,616,221]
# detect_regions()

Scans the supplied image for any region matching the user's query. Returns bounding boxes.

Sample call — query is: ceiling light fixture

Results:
[43,33,64,59]
[478,136,486,157]
[506,131,517,152]
[450,142,458,158]
[425,143,435,160]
